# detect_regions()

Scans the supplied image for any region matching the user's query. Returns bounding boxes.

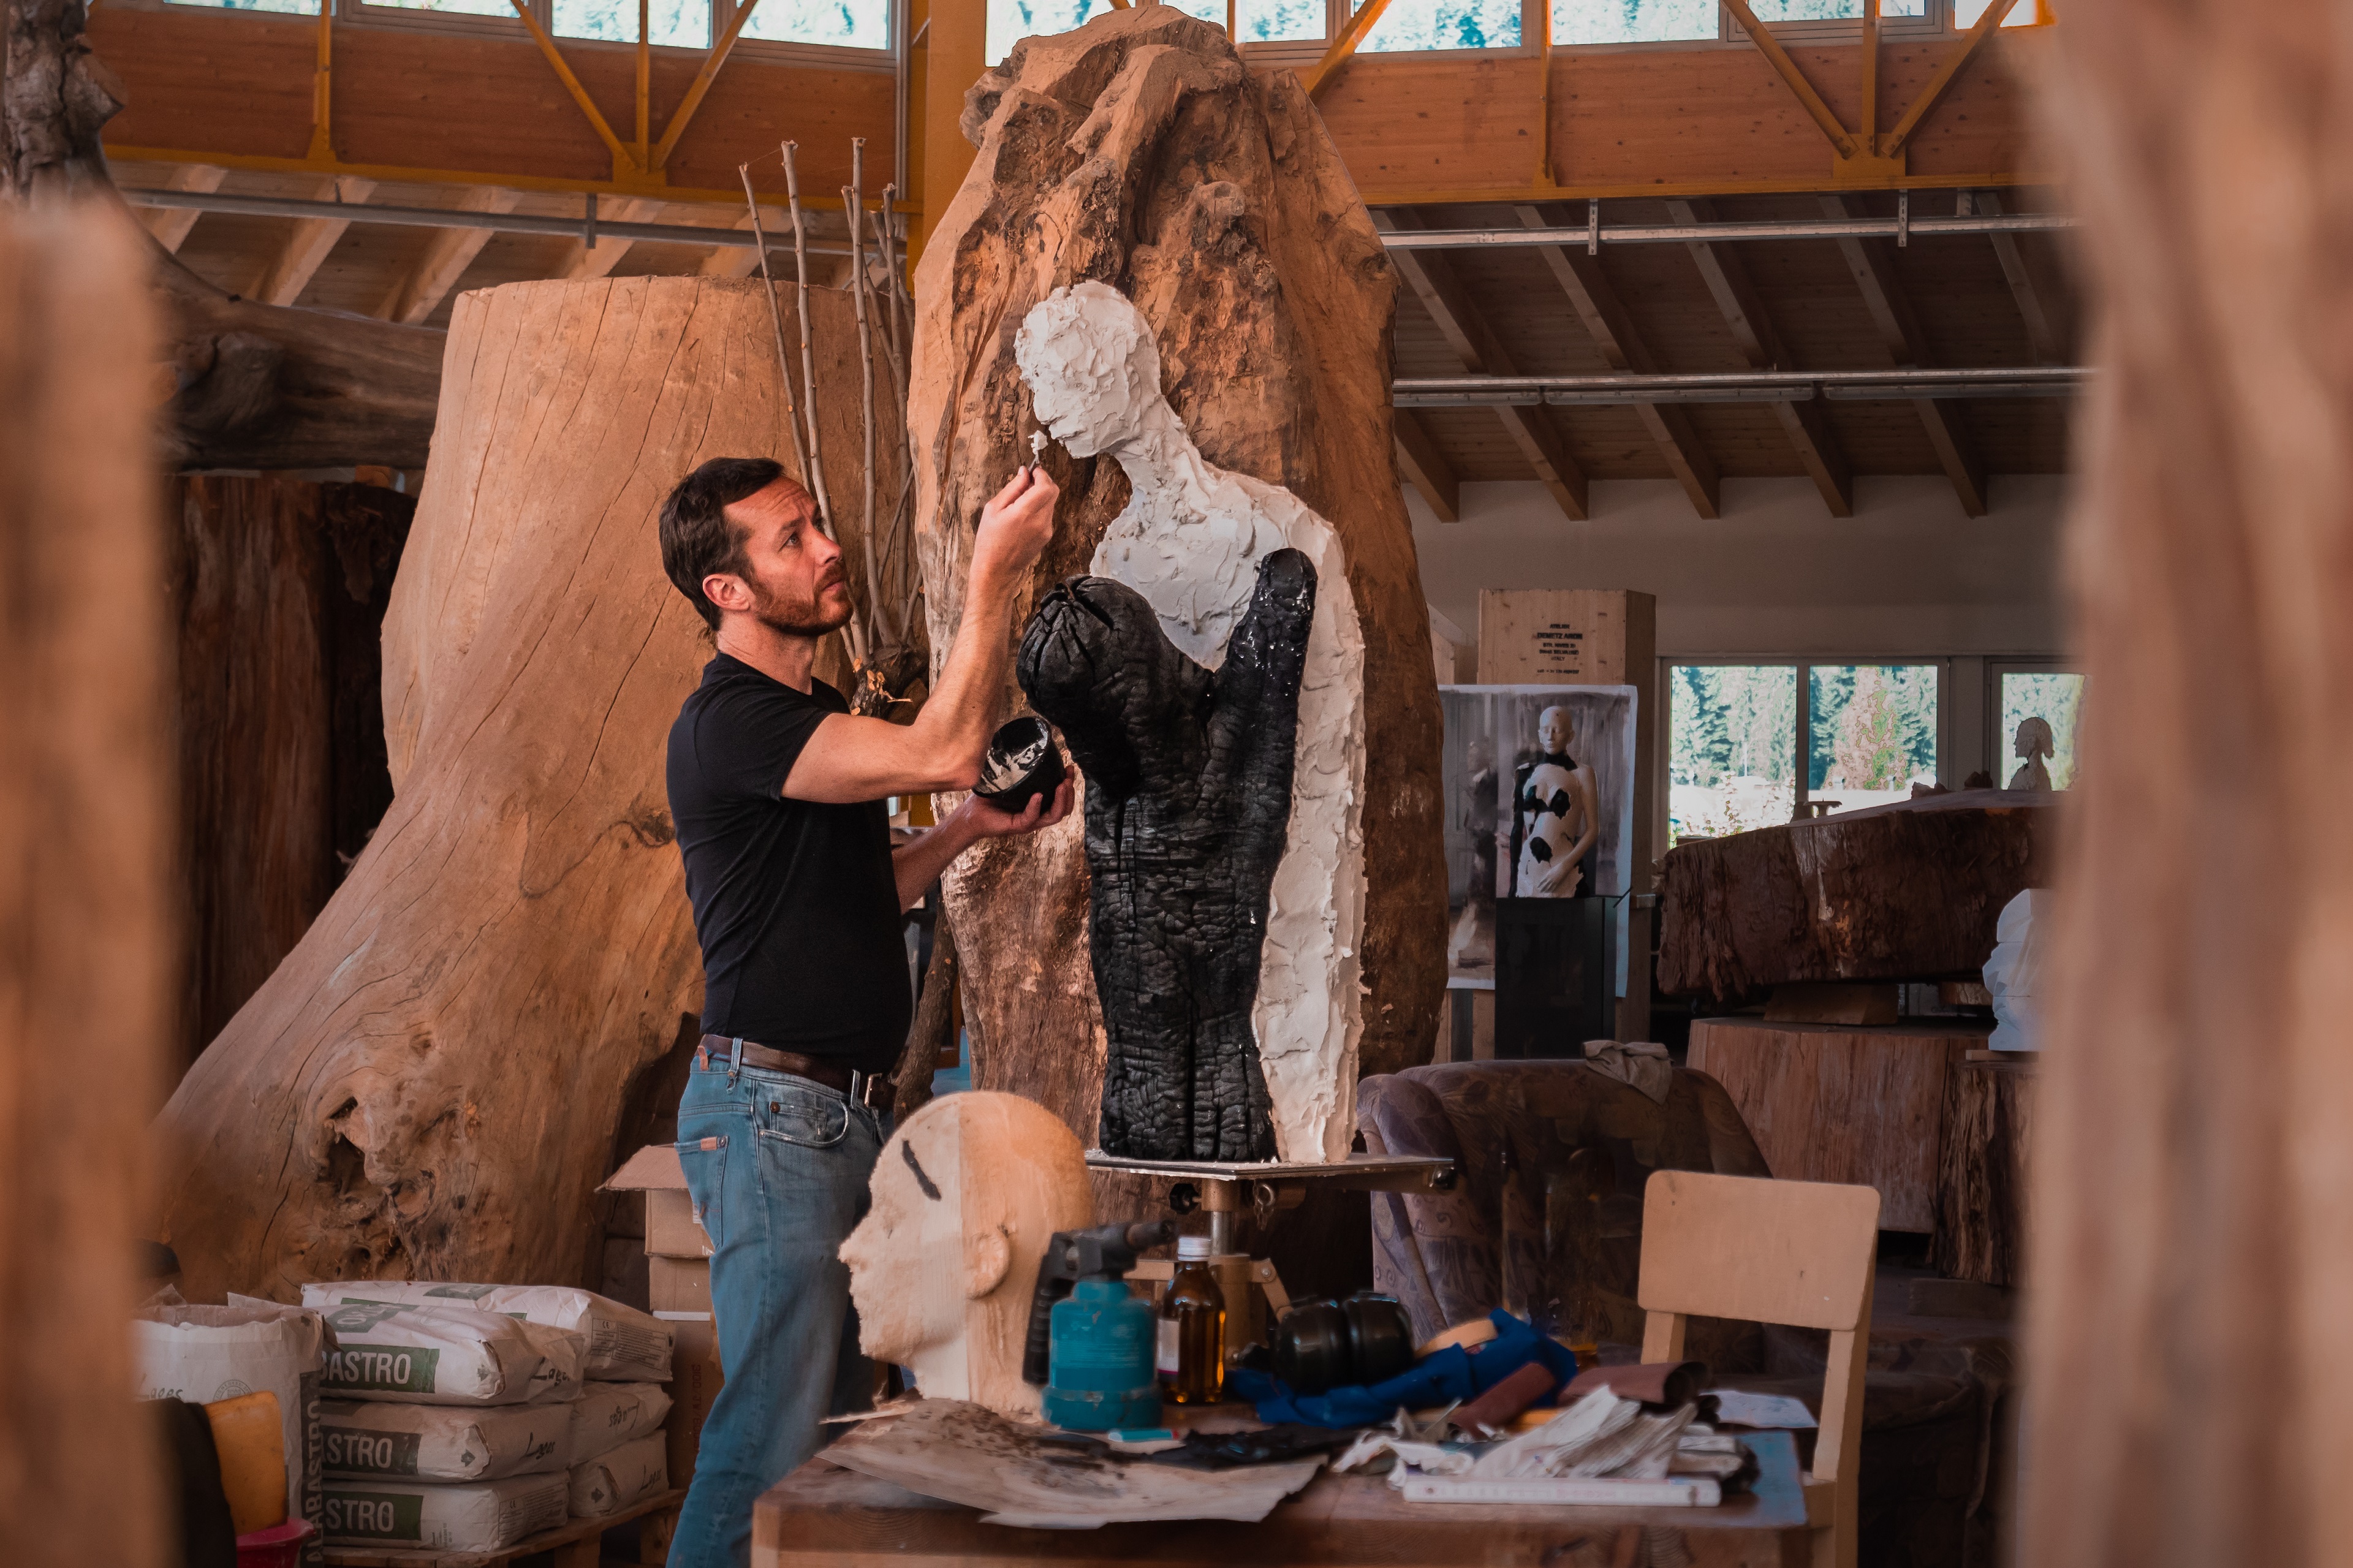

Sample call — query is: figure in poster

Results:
[1514,705,1600,897]
[1447,737,1501,970]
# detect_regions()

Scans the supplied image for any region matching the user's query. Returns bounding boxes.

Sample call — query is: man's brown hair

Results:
[659,458,810,629]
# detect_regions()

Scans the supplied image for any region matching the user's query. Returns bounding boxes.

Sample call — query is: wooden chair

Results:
[1638,1169,1881,1568]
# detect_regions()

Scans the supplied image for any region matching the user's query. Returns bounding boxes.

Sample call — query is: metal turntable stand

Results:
[1086,1151,1458,1352]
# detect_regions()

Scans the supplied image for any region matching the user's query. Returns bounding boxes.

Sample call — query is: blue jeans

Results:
[670,1051,885,1568]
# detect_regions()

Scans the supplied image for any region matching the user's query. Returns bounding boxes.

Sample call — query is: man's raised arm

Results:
[784,468,1059,803]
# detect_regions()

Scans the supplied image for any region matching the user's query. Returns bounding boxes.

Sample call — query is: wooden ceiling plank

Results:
[254,175,376,307]
[1819,193,1988,516]
[1516,202,1721,518]
[1376,209,1589,519]
[559,196,666,281]
[142,164,226,254]
[374,186,523,325]
[1393,407,1461,521]
[1968,189,2069,365]
[1667,195,1854,517]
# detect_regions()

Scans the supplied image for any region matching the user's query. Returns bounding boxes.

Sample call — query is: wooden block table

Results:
[754,1430,1809,1568]
[1687,1016,1991,1232]
[1931,1055,2037,1287]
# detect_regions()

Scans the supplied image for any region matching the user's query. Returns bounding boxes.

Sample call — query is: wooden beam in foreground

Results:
[374,186,521,325]
[1392,408,1460,522]
[1820,193,1988,517]
[1377,209,1588,520]
[254,175,375,307]
[141,164,225,254]
[1517,203,1721,518]
[1667,195,1853,517]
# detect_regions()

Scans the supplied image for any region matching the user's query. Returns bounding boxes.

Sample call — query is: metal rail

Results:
[119,186,893,259]
[1393,365,2086,406]
[1379,210,2075,252]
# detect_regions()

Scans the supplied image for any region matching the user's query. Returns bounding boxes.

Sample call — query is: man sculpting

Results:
[657,458,1069,1566]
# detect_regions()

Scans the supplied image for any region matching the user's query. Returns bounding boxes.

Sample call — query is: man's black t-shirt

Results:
[665,653,909,1074]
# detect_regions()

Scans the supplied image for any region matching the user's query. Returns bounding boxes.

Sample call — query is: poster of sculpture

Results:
[1441,686,1639,991]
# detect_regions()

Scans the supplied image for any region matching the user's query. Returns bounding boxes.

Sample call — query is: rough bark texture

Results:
[907,6,1446,1151]
[1658,790,2053,1001]
[167,475,414,1080]
[1931,1058,2033,1289]
[153,278,900,1301]
[0,203,169,1568]
[1021,556,1315,1161]
[2022,7,2353,1566]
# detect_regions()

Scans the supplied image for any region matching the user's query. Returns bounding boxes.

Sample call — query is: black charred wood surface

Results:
[1658,790,2055,1001]
[1019,550,1316,1161]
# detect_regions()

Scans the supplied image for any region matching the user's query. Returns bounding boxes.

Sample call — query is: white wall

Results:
[1409,472,2075,789]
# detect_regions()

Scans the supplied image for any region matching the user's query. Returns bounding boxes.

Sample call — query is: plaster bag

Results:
[567,1382,672,1467]
[319,1398,570,1482]
[567,1432,670,1518]
[321,1472,569,1551]
[314,1300,586,1405]
[133,1301,329,1564]
[302,1281,672,1382]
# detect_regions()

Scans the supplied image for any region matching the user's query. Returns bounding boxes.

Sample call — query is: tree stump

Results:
[0,203,172,1568]
[153,277,900,1301]
[906,6,1447,1159]
[1931,1058,2034,1289]
[1658,790,2055,1000]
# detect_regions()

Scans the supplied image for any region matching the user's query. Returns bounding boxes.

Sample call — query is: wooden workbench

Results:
[753,1430,1808,1567]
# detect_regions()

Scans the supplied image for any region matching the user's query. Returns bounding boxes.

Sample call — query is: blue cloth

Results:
[1230,1310,1579,1428]
[671,1051,886,1568]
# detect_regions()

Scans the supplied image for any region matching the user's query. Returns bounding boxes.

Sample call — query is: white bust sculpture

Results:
[838,1093,1093,1418]
[1014,280,1369,1164]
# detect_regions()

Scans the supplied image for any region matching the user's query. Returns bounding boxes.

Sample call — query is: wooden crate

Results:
[324,1486,684,1568]
[1686,1016,1988,1232]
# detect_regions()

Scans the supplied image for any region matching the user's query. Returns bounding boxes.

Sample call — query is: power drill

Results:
[1022,1220,1173,1430]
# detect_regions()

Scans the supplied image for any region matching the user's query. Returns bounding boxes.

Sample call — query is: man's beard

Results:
[748,572,853,637]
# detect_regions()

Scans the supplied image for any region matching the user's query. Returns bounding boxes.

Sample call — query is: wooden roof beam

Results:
[1303,0,1398,101]
[1666,196,1853,517]
[1376,209,1589,520]
[1393,409,1460,522]
[559,197,666,281]
[1821,192,1988,517]
[141,164,225,254]
[1965,189,2069,365]
[254,175,374,307]
[374,186,521,325]
[1517,203,1721,518]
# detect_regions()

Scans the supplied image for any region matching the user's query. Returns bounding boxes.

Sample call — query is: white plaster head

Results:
[1014,281,1165,458]
[838,1091,1093,1417]
[1537,705,1573,757]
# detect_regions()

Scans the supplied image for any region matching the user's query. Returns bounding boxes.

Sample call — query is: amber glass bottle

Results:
[1159,1235,1227,1405]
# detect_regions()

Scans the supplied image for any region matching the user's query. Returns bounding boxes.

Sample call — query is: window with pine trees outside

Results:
[1807,664,1939,816]
[1669,665,1797,843]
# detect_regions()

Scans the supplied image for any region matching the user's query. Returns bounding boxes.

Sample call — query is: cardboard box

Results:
[659,1312,724,1491]
[649,1256,713,1316]
[602,1143,715,1259]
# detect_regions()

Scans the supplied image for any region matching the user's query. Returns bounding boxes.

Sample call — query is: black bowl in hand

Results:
[973,716,1065,816]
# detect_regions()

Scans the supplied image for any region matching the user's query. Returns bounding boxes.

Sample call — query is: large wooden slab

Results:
[756,1430,1809,1568]
[1931,1058,2036,1288]
[1659,790,2053,1000]
[1687,1017,1988,1232]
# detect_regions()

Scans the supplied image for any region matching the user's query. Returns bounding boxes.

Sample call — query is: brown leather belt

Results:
[697,1033,895,1115]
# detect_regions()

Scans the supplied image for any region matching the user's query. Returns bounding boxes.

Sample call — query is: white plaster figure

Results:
[2007,716,2056,792]
[838,1092,1094,1419]
[1014,280,1368,1164]
[1512,706,1600,898]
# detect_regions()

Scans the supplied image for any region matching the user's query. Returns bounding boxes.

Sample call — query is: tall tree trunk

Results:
[3,0,444,467]
[906,7,1447,1157]
[0,200,171,1568]
[152,278,901,1301]
[2026,7,2353,1566]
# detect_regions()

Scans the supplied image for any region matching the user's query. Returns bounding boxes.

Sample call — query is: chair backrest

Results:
[1639,1169,1880,1330]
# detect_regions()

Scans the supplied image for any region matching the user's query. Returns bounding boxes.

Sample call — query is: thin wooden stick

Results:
[737,164,812,493]
[872,183,911,449]
[846,142,885,651]
[781,141,835,537]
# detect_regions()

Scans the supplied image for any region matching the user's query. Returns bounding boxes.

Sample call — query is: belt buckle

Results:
[853,1070,885,1109]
